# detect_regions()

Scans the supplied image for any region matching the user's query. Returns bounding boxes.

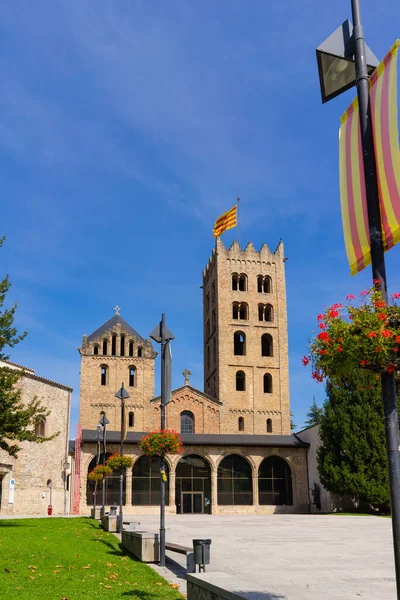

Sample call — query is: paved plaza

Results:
[135,513,396,600]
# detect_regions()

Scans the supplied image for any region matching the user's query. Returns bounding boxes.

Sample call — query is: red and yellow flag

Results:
[339,40,400,276]
[213,204,237,237]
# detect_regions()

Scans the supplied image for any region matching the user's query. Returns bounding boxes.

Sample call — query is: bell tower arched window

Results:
[129,411,134,427]
[258,304,274,322]
[257,275,272,293]
[129,341,134,357]
[261,334,273,357]
[267,418,273,433]
[93,345,99,355]
[238,417,244,432]
[264,373,272,393]
[129,366,136,387]
[102,339,108,355]
[120,335,125,356]
[236,371,245,391]
[234,332,246,356]
[100,365,108,386]
[138,347,143,357]
[111,334,117,356]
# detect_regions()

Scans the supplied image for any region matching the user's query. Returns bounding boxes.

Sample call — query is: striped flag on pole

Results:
[339,40,400,276]
[213,204,237,237]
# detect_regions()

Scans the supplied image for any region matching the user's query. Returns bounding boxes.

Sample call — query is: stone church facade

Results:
[76,238,309,515]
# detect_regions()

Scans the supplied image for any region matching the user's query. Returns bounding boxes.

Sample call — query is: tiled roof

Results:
[81,430,308,448]
[87,315,146,344]
[0,360,35,374]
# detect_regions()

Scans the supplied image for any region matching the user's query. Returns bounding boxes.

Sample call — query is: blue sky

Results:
[1,1,400,434]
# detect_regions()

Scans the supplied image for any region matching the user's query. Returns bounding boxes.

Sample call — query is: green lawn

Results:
[0,517,184,600]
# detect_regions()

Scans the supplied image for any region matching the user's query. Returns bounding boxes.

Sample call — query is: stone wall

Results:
[202,239,290,435]
[0,368,72,516]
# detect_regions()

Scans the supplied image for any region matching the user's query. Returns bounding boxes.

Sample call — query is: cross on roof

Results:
[182,368,191,386]
[113,305,121,316]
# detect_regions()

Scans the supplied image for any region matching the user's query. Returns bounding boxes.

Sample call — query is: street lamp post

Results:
[93,423,102,518]
[150,314,174,567]
[99,411,110,518]
[316,1,400,595]
[115,383,130,533]
[62,458,70,516]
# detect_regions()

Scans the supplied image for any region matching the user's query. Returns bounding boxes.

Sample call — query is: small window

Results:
[93,345,99,355]
[236,371,245,391]
[264,276,272,293]
[264,373,272,393]
[102,339,108,355]
[138,347,143,357]
[120,335,125,356]
[111,334,117,356]
[234,332,246,356]
[265,304,273,322]
[35,418,46,437]
[129,367,136,387]
[258,275,272,294]
[100,365,108,386]
[239,274,247,291]
[129,341,134,357]
[232,303,239,319]
[261,333,273,357]
[129,411,134,427]
[181,411,195,434]
[238,417,244,432]
[239,303,248,320]
[232,273,239,291]
[267,418,273,433]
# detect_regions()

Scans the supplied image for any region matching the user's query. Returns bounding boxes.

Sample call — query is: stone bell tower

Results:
[202,238,290,435]
[78,307,157,431]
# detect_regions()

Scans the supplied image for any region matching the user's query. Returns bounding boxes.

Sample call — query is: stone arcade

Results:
[74,238,309,515]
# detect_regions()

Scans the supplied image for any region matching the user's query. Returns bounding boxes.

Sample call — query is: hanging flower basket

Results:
[139,430,183,457]
[303,283,400,383]
[87,464,112,482]
[106,453,133,471]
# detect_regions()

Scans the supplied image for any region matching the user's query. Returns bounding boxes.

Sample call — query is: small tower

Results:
[202,237,290,435]
[78,308,157,430]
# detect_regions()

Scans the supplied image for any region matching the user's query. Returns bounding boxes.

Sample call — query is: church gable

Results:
[150,385,221,434]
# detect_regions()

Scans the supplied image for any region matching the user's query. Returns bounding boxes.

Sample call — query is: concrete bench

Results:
[123,520,140,531]
[122,531,159,562]
[165,541,195,573]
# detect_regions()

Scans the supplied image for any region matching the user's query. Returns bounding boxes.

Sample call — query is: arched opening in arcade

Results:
[175,454,211,514]
[258,456,293,505]
[131,456,169,506]
[217,454,253,505]
[86,453,126,506]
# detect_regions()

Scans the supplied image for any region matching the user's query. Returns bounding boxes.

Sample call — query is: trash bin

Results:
[110,506,117,516]
[193,539,211,572]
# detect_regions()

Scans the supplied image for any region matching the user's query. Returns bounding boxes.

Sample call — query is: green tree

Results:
[305,396,323,427]
[0,237,57,457]
[317,372,389,510]
[290,411,296,432]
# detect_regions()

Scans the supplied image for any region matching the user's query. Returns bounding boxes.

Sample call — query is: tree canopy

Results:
[317,372,389,510]
[0,237,57,457]
[305,397,323,427]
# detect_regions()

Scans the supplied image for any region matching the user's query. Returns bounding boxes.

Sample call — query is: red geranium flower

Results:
[378,313,387,321]
[368,331,377,338]
[337,347,343,352]
[381,330,392,338]
[360,290,370,296]
[388,365,396,374]
[317,314,325,321]
[392,293,400,299]
[318,322,327,329]
[317,331,329,341]
[373,278,382,285]
[318,349,328,355]
[302,356,310,366]
[360,360,368,366]
[375,301,386,308]
[346,294,356,300]
[329,309,339,318]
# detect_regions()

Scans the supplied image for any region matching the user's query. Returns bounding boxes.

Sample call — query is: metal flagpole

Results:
[120,382,125,535]
[236,197,241,247]
[160,314,166,567]
[351,0,400,594]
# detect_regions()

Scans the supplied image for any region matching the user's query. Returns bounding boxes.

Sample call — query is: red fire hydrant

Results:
[47,505,53,516]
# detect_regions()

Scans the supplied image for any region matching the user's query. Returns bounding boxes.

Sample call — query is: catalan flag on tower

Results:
[213,204,237,237]
[339,40,400,276]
